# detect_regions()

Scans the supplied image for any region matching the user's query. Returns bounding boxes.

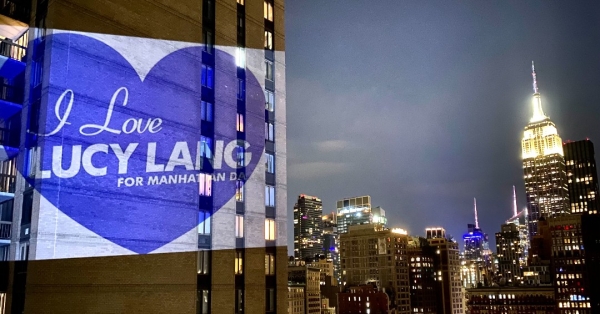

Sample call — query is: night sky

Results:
[284,1,600,254]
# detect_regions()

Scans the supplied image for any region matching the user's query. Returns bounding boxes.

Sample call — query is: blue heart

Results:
[8,33,265,254]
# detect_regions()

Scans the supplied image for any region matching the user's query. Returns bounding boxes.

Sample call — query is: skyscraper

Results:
[564,139,599,214]
[549,214,600,313]
[425,227,464,314]
[339,224,411,314]
[322,212,340,284]
[521,62,569,238]
[336,195,387,234]
[506,186,530,268]
[293,194,323,260]
[495,223,523,284]
[0,0,288,313]
[463,199,489,263]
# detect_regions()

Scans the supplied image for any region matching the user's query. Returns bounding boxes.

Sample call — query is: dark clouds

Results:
[285,1,600,253]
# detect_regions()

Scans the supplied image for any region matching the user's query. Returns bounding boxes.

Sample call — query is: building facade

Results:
[0,0,288,313]
[425,229,464,314]
[521,62,569,238]
[293,194,323,260]
[321,212,340,284]
[466,286,555,314]
[495,223,524,284]
[288,265,322,314]
[549,214,600,313]
[338,284,389,314]
[339,224,411,313]
[336,195,387,234]
[288,284,306,314]
[408,236,439,313]
[564,139,599,215]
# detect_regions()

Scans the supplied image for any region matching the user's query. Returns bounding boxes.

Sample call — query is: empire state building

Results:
[521,62,569,238]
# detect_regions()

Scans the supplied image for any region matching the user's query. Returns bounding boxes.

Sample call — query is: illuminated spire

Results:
[474,198,479,229]
[512,185,518,217]
[530,61,547,122]
[532,61,539,94]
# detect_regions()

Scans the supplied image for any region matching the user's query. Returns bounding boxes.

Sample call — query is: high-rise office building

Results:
[408,236,439,314]
[0,0,287,313]
[495,223,524,284]
[463,199,489,263]
[339,224,411,314]
[321,212,340,284]
[564,139,599,215]
[336,195,386,234]
[293,194,323,260]
[549,214,600,313]
[521,62,569,238]
[425,227,463,314]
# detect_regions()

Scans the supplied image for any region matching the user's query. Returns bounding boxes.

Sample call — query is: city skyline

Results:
[286,0,600,252]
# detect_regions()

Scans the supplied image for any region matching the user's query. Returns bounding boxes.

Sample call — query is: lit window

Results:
[264,31,273,50]
[237,0,244,4]
[236,47,246,68]
[201,65,214,88]
[199,290,209,314]
[264,1,273,21]
[236,145,245,168]
[265,153,275,173]
[264,90,274,111]
[197,250,210,274]
[265,253,275,275]
[265,218,276,240]
[235,251,243,274]
[236,113,245,132]
[236,180,244,202]
[266,60,274,81]
[200,136,213,158]
[199,173,212,196]
[265,185,275,207]
[201,101,213,122]
[235,215,244,238]
[265,122,274,141]
[198,210,211,235]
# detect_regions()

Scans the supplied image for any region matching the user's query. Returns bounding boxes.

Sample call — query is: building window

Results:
[201,65,214,88]
[235,215,244,238]
[198,250,210,274]
[236,145,245,168]
[265,90,274,111]
[237,79,245,100]
[236,47,246,68]
[235,289,244,314]
[264,1,273,21]
[201,101,213,122]
[266,153,275,173]
[265,60,274,81]
[235,180,244,202]
[266,288,275,312]
[265,218,276,240]
[265,185,275,207]
[264,31,273,50]
[265,253,275,275]
[236,113,245,132]
[19,242,29,261]
[200,136,213,158]
[235,251,243,274]
[203,30,213,53]
[198,210,211,235]
[265,122,274,142]
[199,290,209,314]
[31,58,43,87]
[237,0,244,4]
[199,173,212,196]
